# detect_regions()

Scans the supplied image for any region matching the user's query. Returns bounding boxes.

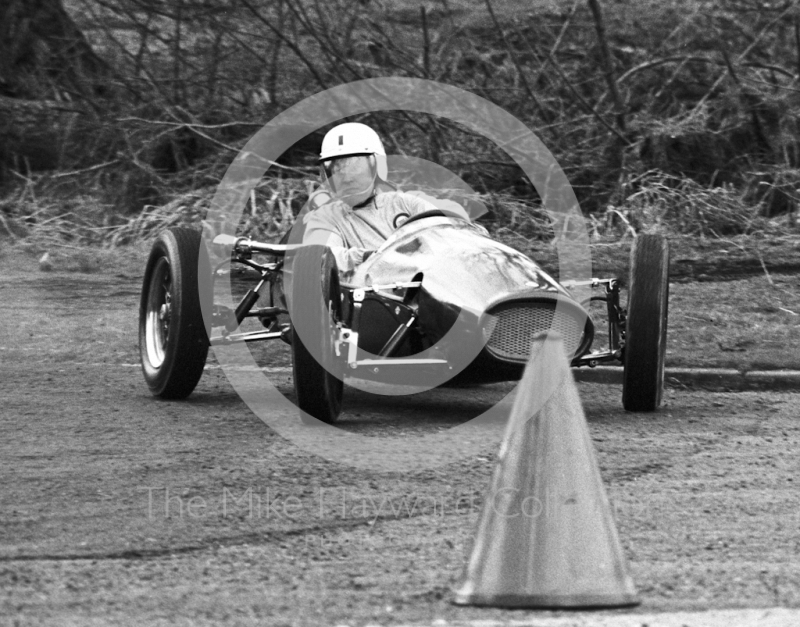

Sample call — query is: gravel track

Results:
[1,265,799,626]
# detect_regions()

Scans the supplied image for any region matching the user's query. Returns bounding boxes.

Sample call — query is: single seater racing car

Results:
[139,211,669,423]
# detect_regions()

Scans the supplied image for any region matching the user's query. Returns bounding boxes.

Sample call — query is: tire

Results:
[139,228,211,399]
[622,233,669,412]
[289,245,344,424]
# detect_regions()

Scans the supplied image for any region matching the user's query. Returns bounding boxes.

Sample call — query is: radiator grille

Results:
[485,302,584,361]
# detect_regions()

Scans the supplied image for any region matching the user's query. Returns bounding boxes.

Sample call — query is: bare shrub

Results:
[2,0,800,249]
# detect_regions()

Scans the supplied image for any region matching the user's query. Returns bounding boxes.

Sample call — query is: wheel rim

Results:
[145,257,172,369]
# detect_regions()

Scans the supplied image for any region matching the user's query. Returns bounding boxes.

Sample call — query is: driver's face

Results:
[323,155,376,206]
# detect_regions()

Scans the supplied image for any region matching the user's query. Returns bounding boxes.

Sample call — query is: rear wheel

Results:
[139,228,211,399]
[622,233,669,412]
[289,245,344,424]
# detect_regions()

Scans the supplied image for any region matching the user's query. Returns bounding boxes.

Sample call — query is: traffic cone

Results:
[453,332,639,608]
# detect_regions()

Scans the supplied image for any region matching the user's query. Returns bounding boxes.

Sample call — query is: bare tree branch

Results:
[484,0,552,124]
[239,0,330,91]
[586,0,626,133]
[691,2,797,114]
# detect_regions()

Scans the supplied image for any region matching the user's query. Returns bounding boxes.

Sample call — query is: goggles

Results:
[320,154,376,189]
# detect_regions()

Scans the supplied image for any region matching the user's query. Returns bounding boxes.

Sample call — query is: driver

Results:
[302,122,466,275]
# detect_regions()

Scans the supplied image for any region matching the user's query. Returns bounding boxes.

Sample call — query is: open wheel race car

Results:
[139,211,669,423]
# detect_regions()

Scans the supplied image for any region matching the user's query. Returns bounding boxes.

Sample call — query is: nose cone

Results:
[358,218,566,314]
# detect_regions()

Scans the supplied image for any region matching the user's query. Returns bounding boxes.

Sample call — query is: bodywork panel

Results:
[348,217,592,373]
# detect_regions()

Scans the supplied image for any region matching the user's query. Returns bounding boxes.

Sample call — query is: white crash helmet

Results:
[319,122,388,180]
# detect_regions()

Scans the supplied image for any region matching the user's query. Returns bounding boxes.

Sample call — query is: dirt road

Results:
[1,258,799,626]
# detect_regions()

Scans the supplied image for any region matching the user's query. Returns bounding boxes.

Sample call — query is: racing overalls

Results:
[302,190,438,278]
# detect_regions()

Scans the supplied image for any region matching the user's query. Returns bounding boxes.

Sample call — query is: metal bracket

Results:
[571,348,622,368]
[210,330,283,345]
[343,281,422,294]
[336,326,361,367]
[561,277,618,289]
[354,358,448,366]
[369,280,422,292]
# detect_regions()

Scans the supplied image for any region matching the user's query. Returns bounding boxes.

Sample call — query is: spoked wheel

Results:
[622,233,670,412]
[139,228,211,399]
[288,245,344,424]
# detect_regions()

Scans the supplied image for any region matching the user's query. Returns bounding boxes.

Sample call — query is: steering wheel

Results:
[396,209,463,229]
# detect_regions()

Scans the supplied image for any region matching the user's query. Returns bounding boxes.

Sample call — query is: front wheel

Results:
[139,228,211,399]
[288,245,344,424]
[622,233,669,412]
